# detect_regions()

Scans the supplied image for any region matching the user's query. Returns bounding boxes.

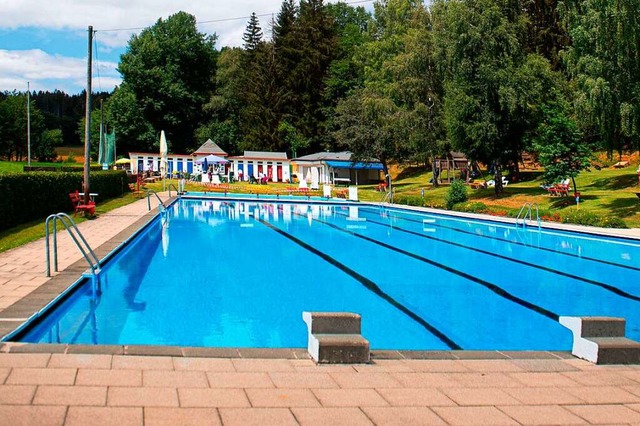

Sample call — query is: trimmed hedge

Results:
[0,170,130,231]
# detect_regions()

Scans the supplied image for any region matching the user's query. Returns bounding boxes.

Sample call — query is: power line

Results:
[96,0,375,33]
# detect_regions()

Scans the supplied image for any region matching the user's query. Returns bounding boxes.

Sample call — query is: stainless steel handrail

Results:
[516,202,540,228]
[144,189,165,211]
[167,183,180,198]
[45,213,100,277]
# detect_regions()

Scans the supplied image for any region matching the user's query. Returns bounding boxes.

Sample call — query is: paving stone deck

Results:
[0,195,639,425]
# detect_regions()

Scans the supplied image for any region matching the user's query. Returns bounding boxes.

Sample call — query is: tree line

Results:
[2,0,638,191]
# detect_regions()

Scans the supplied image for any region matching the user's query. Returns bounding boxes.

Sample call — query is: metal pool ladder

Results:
[45,213,100,277]
[516,202,541,228]
[145,189,166,211]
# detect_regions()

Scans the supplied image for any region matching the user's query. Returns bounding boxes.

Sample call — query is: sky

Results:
[0,0,375,95]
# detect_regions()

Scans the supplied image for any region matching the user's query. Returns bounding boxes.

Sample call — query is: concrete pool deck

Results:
[0,196,640,425]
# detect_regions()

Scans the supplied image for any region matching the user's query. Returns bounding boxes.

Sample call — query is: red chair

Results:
[69,191,96,217]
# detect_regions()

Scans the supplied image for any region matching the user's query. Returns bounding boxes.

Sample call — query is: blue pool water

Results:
[10,198,640,350]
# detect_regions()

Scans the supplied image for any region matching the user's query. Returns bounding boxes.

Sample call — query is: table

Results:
[79,193,99,202]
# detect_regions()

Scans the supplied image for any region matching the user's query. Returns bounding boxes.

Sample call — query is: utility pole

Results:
[83,26,93,206]
[27,81,31,166]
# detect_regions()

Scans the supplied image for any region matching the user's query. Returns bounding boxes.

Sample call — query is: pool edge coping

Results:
[0,195,636,359]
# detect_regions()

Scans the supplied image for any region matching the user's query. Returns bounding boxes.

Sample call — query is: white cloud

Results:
[1,0,287,48]
[0,49,120,93]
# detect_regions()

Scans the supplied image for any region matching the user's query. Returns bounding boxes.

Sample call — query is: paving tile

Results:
[144,407,221,425]
[47,353,112,369]
[565,404,640,424]
[352,360,414,373]
[246,388,321,407]
[624,385,640,397]
[329,372,402,388]
[376,387,455,406]
[76,368,142,387]
[0,405,67,426]
[568,383,640,405]
[232,358,297,372]
[498,404,587,425]
[107,386,179,407]
[291,407,373,426]
[362,407,447,425]
[0,384,37,404]
[508,371,582,387]
[65,406,143,426]
[509,359,580,372]
[269,372,338,388]
[33,384,106,406]
[401,360,471,373]
[291,363,357,373]
[0,353,51,368]
[219,408,298,426]
[456,360,524,372]
[628,403,640,413]
[432,406,519,425]
[391,372,461,388]
[311,388,388,407]
[111,355,174,370]
[178,388,250,408]
[143,370,208,388]
[173,357,235,372]
[447,372,525,388]
[441,387,520,406]
[0,366,9,383]
[207,372,274,388]
[561,371,638,386]
[502,386,584,405]
[6,367,76,385]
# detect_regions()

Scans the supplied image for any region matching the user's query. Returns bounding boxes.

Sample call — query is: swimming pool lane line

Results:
[301,213,561,323]
[254,217,463,350]
[367,206,640,273]
[346,211,640,304]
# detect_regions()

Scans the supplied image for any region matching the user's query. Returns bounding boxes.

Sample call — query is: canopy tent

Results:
[195,154,228,164]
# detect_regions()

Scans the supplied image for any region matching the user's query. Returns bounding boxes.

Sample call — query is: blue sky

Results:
[0,1,374,95]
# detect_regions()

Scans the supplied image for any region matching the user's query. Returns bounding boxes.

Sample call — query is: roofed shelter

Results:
[293,152,384,186]
[228,151,291,183]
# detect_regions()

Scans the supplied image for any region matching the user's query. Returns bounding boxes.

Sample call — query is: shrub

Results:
[0,170,129,231]
[561,210,628,228]
[445,180,468,209]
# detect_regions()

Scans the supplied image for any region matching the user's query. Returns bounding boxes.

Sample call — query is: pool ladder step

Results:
[302,312,370,364]
[560,316,640,364]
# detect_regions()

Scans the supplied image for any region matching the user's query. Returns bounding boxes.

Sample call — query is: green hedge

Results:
[0,170,130,231]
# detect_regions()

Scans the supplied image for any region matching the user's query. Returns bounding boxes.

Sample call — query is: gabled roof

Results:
[295,151,353,162]
[192,139,228,157]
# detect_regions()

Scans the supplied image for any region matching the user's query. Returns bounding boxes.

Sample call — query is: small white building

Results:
[128,139,229,176]
[293,152,384,186]
[228,151,291,183]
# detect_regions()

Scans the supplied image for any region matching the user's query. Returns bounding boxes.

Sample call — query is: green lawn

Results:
[0,160,638,254]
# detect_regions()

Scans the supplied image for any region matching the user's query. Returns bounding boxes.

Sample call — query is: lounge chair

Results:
[486,177,508,188]
[547,179,571,196]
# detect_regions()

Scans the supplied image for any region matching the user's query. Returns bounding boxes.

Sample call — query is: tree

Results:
[242,12,264,53]
[107,84,155,153]
[561,0,640,155]
[116,11,218,154]
[532,96,591,194]
[0,91,49,161]
[433,0,559,193]
[198,47,245,155]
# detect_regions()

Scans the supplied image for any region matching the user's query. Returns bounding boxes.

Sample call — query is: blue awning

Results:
[325,160,384,170]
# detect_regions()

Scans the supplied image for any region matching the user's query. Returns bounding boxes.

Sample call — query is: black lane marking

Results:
[295,212,560,322]
[371,207,640,273]
[255,218,462,350]
[351,209,640,303]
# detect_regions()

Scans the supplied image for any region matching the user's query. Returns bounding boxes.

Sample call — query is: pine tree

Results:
[243,12,264,53]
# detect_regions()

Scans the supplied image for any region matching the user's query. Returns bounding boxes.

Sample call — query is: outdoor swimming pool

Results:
[8,198,640,351]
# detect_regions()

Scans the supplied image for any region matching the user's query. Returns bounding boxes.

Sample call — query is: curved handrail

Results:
[144,189,165,211]
[45,213,100,277]
[516,202,540,228]
[167,183,180,198]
